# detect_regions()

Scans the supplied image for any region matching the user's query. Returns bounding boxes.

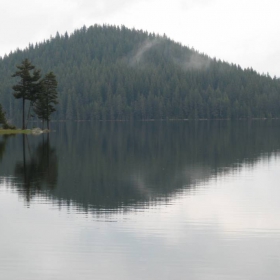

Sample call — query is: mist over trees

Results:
[0,24,280,123]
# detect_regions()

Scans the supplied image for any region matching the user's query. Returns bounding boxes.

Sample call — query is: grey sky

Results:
[1,0,280,76]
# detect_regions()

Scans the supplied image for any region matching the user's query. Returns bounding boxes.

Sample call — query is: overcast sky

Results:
[1,0,280,76]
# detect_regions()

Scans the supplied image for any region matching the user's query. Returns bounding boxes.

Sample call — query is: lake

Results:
[1,120,280,280]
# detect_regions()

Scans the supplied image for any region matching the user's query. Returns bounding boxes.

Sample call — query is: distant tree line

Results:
[0,24,279,123]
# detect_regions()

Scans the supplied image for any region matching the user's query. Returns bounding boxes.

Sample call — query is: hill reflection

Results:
[1,120,280,212]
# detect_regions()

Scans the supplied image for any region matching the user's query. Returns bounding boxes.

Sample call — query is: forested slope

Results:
[0,24,280,123]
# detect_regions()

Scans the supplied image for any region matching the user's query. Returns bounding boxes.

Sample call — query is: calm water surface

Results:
[1,121,280,280]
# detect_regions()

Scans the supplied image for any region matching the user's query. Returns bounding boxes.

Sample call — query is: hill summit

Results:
[0,24,280,122]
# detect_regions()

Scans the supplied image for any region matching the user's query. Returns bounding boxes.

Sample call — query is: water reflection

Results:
[1,120,280,211]
[0,135,13,162]
[11,135,58,204]
[1,121,280,280]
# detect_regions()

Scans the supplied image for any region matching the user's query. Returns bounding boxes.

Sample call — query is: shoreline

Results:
[0,128,50,135]
[0,129,32,135]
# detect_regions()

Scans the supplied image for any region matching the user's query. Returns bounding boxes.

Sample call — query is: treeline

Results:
[0,24,280,122]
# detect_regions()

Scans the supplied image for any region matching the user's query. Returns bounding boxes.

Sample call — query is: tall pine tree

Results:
[34,72,58,130]
[12,59,41,129]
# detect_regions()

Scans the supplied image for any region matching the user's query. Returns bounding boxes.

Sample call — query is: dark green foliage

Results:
[2,123,16,129]
[0,103,16,129]
[0,25,280,122]
[0,104,7,125]
[34,72,58,129]
[11,59,41,128]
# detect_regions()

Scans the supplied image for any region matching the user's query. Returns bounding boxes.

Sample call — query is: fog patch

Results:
[174,52,211,71]
[130,173,154,199]
[126,37,211,71]
[127,38,162,66]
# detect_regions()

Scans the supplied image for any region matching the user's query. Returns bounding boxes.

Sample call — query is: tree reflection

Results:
[0,135,11,162]
[49,120,280,212]
[5,120,280,212]
[14,134,58,203]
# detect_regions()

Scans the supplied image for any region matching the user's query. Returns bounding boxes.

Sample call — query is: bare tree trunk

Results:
[26,102,32,128]
[22,98,25,129]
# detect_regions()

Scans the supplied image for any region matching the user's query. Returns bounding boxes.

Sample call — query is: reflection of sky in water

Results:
[1,155,280,280]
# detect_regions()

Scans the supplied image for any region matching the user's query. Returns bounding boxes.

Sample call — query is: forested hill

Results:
[0,24,280,122]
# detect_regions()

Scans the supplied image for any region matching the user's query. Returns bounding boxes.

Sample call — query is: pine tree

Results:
[12,59,41,129]
[34,72,58,129]
[1,25,280,122]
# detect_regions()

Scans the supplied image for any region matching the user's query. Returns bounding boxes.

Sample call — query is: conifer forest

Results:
[0,24,280,124]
